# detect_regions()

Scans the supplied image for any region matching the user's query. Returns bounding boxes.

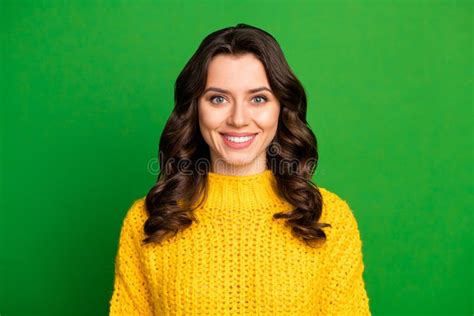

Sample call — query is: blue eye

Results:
[253,95,268,104]
[209,96,226,104]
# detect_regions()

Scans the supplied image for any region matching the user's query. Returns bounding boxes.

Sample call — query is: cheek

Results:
[198,104,220,135]
[198,104,210,131]
[255,106,280,133]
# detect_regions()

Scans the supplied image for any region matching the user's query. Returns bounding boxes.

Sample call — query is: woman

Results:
[109,23,371,315]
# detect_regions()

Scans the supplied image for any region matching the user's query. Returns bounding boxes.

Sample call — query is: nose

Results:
[227,99,250,127]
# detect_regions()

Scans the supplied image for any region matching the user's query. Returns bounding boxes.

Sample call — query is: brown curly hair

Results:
[143,23,331,248]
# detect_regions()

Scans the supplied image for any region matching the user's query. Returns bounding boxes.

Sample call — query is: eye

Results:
[252,95,268,104]
[209,95,227,105]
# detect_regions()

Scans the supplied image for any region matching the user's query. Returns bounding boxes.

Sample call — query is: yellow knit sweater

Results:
[109,169,371,315]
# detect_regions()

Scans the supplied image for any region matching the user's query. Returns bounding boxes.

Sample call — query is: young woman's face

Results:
[198,53,280,174]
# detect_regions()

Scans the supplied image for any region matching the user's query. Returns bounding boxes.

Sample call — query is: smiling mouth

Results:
[220,133,258,143]
[219,133,258,149]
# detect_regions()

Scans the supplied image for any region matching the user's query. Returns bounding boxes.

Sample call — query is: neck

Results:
[198,169,284,216]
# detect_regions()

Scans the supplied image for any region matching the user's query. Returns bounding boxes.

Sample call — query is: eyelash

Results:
[208,95,268,105]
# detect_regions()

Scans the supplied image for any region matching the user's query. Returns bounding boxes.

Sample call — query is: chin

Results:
[223,156,255,166]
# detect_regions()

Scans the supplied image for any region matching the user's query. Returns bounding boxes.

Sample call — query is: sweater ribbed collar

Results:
[199,169,284,216]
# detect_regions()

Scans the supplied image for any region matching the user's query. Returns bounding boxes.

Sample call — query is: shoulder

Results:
[120,196,148,237]
[125,196,147,219]
[317,186,362,242]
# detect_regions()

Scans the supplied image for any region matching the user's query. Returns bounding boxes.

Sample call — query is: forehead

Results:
[205,53,270,91]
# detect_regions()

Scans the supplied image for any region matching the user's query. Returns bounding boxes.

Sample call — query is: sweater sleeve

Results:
[320,197,371,315]
[109,199,154,315]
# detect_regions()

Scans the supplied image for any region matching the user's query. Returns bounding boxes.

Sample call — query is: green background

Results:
[1,0,472,315]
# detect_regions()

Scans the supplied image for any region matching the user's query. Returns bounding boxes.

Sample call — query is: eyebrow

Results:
[202,86,273,95]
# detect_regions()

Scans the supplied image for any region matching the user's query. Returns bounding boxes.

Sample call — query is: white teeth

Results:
[224,135,255,143]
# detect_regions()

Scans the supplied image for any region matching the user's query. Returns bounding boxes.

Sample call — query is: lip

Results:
[220,133,257,150]
[220,132,258,137]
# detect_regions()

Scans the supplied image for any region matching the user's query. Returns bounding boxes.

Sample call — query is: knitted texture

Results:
[109,169,371,315]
